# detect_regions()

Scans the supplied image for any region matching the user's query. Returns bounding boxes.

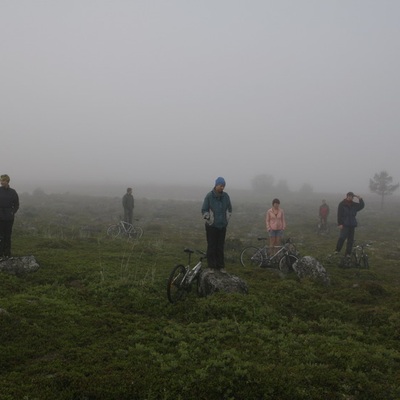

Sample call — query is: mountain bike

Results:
[167,248,206,304]
[327,242,371,269]
[350,242,370,269]
[106,219,143,240]
[240,237,299,274]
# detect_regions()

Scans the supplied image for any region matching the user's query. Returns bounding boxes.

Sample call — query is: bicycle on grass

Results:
[167,248,206,304]
[240,237,299,274]
[327,242,371,269]
[342,242,371,269]
[107,219,143,240]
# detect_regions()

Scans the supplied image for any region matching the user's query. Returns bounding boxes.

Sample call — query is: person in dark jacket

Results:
[201,177,232,270]
[0,174,19,258]
[335,192,365,256]
[122,187,134,224]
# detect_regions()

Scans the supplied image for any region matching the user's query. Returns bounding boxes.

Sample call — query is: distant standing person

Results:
[319,199,330,228]
[122,187,134,224]
[266,198,286,255]
[335,192,365,257]
[201,177,232,270]
[0,174,19,258]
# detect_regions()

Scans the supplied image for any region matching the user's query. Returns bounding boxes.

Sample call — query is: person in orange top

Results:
[266,198,286,255]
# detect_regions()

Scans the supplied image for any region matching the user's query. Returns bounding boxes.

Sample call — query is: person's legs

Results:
[345,227,355,256]
[205,224,218,268]
[2,220,14,257]
[215,227,227,269]
[0,220,5,256]
[336,226,349,253]
[124,209,129,223]
[269,231,278,255]
[269,236,275,255]
[275,231,282,248]
[127,210,133,224]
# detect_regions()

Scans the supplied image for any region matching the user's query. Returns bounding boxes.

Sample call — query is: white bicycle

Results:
[107,219,143,240]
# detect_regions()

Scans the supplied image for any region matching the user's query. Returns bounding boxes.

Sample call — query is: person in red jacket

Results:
[319,199,330,230]
[0,174,19,258]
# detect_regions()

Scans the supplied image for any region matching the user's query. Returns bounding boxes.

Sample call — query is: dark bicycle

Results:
[328,242,371,269]
[350,242,370,269]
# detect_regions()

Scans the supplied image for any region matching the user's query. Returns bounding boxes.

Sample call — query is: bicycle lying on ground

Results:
[106,219,143,240]
[240,237,299,274]
[167,248,206,304]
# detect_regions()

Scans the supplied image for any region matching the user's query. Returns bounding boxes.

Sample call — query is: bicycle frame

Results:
[240,237,298,272]
[351,242,370,269]
[107,219,143,240]
[167,248,206,303]
[119,220,130,233]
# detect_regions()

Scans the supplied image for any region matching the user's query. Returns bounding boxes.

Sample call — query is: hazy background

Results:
[1,1,399,197]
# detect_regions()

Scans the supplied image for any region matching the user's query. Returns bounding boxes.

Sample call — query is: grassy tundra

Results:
[1,190,400,400]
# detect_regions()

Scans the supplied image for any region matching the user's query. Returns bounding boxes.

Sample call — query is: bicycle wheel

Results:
[351,253,359,268]
[107,224,121,238]
[279,254,298,274]
[362,254,369,269]
[127,225,144,240]
[167,265,187,304]
[240,246,263,267]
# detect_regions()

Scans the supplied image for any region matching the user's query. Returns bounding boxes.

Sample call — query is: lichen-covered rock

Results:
[292,256,330,286]
[198,269,248,297]
[0,256,40,275]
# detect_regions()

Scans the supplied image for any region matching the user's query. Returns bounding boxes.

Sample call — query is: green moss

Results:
[1,193,400,399]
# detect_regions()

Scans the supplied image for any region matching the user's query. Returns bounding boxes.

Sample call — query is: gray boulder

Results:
[198,269,248,297]
[0,256,40,275]
[292,256,330,286]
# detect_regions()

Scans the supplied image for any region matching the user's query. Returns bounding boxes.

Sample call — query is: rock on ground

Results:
[198,268,248,297]
[0,256,40,275]
[292,256,330,286]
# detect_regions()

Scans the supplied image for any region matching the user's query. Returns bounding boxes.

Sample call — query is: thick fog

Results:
[1,1,399,196]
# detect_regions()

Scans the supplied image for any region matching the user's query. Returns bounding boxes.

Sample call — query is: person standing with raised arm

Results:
[335,192,365,257]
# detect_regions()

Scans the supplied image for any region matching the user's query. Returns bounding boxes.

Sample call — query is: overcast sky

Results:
[1,1,399,194]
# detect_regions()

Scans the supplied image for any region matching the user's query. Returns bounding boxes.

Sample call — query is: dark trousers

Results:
[124,209,133,224]
[205,224,226,269]
[336,226,355,256]
[0,219,14,257]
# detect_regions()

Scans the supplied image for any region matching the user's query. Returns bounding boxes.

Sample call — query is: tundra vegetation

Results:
[1,189,400,400]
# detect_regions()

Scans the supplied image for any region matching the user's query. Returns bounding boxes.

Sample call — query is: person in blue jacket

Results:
[335,191,365,256]
[0,174,19,258]
[201,177,232,269]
